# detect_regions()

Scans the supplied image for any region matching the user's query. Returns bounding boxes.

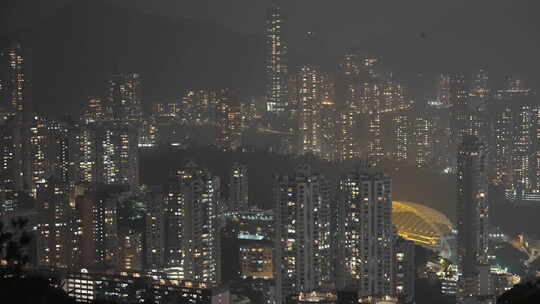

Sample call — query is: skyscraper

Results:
[449,74,470,159]
[391,113,411,162]
[468,69,491,143]
[165,162,221,285]
[456,136,493,304]
[108,73,143,123]
[144,188,165,270]
[0,43,32,196]
[320,98,338,161]
[24,118,75,196]
[73,125,98,184]
[0,43,31,116]
[337,54,360,111]
[413,117,434,168]
[216,90,243,151]
[118,230,144,271]
[296,65,323,156]
[395,238,415,304]
[428,101,452,172]
[274,164,333,304]
[36,181,74,268]
[437,74,452,107]
[336,109,356,162]
[470,69,490,99]
[367,113,384,165]
[83,97,106,124]
[0,117,24,195]
[490,79,539,203]
[336,168,395,303]
[265,5,288,113]
[97,122,139,188]
[228,163,249,211]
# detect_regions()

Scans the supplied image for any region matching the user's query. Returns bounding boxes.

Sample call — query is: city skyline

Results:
[1,0,540,116]
[0,1,539,304]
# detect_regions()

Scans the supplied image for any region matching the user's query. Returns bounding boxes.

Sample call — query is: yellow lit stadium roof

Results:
[392,201,454,247]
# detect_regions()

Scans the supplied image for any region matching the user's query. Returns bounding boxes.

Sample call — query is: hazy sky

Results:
[2,0,540,86]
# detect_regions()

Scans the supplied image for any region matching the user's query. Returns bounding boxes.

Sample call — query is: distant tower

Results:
[336,168,395,302]
[83,97,106,124]
[296,65,323,156]
[265,5,288,113]
[144,189,165,270]
[395,238,415,304]
[392,113,410,162]
[73,125,98,184]
[320,83,338,161]
[468,69,490,143]
[367,113,384,165]
[0,118,24,194]
[97,122,139,188]
[470,69,490,99]
[456,136,493,304]
[0,43,32,195]
[274,164,333,304]
[228,163,249,211]
[491,79,539,203]
[437,74,452,107]
[428,101,452,171]
[108,73,143,123]
[36,182,74,268]
[336,109,355,161]
[413,117,434,168]
[337,54,361,110]
[0,43,31,117]
[216,90,243,151]
[449,74,470,143]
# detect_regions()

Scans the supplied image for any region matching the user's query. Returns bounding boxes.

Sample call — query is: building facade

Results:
[336,170,395,302]
[456,136,493,304]
[274,165,333,304]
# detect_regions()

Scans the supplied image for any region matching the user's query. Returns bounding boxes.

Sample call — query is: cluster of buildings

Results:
[263,6,540,206]
[0,3,537,304]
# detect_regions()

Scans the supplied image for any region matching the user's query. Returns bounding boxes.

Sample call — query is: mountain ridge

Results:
[3,0,264,116]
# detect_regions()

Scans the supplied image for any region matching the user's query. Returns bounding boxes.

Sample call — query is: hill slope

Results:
[3,0,264,116]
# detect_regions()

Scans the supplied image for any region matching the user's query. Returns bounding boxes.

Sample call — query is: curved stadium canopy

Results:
[392,201,454,249]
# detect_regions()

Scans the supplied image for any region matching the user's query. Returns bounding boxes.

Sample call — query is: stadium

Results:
[392,201,455,258]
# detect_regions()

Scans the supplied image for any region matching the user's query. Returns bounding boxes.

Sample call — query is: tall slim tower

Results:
[228,163,249,211]
[437,74,452,107]
[336,168,395,302]
[108,73,143,123]
[456,136,493,304]
[296,65,323,156]
[165,162,221,285]
[36,181,74,268]
[145,188,165,270]
[392,112,410,162]
[274,164,333,304]
[368,113,384,165]
[0,43,32,195]
[265,5,288,113]
[413,117,434,168]
[337,54,360,111]
[336,109,355,161]
[216,90,243,151]
[97,122,139,188]
[490,79,539,203]
[0,43,31,116]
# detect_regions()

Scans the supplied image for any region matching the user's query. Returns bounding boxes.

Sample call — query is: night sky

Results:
[1,0,539,114]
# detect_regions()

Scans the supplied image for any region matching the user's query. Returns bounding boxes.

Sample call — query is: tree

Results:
[0,217,75,304]
[0,217,32,277]
[497,278,540,304]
